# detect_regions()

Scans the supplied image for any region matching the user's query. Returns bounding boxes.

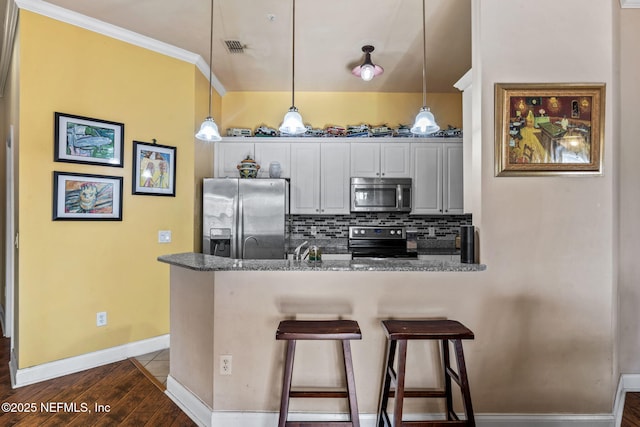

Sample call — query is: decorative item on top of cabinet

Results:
[237,155,260,178]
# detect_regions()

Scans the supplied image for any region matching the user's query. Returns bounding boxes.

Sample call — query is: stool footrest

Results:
[290,388,348,398]
[446,366,461,386]
[398,422,468,426]
[387,388,446,398]
[285,422,357,426]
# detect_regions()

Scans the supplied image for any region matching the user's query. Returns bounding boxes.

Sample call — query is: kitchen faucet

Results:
[294,241,308,261]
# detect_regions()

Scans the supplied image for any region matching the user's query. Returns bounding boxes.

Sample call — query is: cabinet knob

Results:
[316,209,319,212]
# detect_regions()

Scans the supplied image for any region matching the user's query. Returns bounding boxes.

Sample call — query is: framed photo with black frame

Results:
[54,112,125,167]
[53,171,123,221]
[132,140,176,196]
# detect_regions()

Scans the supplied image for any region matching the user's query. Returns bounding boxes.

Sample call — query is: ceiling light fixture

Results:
[410,0,440,136]
[195,0,222,142]
[279,0,306,136]
[351,45,384,82]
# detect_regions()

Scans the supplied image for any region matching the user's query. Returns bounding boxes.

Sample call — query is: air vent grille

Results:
[224,40,245,54]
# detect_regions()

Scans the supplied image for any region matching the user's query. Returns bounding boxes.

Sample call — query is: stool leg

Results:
[453,339,475,426]
[278,340,296,427]
[377,339,397,427]
[342,340,360,427]
[442,339,454,420]
[393,339,408,427]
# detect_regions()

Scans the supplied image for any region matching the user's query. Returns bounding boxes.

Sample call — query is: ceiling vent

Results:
[224,40,245,54]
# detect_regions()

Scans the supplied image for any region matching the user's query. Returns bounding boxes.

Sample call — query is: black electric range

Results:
[348,226,418,259]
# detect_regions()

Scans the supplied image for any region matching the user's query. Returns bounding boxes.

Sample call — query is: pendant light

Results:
[279,0,306,136]
[351,45,384,81]
[410,0,440,136]
[195,0,222,142]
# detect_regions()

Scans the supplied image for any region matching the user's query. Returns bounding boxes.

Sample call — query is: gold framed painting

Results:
[494,83,605,176]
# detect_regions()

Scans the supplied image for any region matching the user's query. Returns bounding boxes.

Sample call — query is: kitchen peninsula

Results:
[158,253,485,426]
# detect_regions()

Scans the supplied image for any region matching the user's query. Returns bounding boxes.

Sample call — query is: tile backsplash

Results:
[288,213,472,248]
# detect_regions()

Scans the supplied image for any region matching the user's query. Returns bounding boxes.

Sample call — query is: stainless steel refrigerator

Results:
[202,178,287,259]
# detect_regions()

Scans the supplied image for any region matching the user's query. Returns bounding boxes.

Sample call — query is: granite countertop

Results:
[158,252,486,272]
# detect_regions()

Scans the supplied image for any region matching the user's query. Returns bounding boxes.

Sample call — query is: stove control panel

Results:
[349,226,406,240]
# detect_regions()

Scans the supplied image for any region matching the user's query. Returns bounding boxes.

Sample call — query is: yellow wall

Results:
[17,11,197,367]
[221,91,462,132]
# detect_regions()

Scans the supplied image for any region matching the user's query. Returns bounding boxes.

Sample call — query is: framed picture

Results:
[53,172,123,221]
[132,140,176,196]
[494,83,605,176]
[54,112,124,167]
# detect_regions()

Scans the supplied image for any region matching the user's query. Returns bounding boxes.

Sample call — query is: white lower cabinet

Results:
[291,142,350,215]
[411,142,463,215]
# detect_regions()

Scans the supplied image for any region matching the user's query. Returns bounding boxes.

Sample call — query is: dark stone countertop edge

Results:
[158,253,486,272]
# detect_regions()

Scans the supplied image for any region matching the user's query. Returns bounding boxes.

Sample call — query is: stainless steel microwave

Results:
[350,177,412,213]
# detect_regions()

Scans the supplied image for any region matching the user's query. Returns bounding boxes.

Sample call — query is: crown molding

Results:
[0,0,19,97]
[621,0,640,8]
[14,0,226,96]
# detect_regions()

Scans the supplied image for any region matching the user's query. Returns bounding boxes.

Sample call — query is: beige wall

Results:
[618,8,640,373]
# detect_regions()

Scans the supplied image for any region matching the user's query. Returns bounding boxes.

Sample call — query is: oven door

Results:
[350,178,411,212]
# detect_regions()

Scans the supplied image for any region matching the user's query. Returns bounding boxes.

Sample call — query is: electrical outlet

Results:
[220,355,232,375]
[428,227,435,237]
[96,311,107,327]
[310,226,317,236]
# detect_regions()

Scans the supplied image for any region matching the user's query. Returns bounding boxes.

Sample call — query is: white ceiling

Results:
[28,0,471,93]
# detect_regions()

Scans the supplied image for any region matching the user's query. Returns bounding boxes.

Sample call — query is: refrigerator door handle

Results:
[238,195,244,259]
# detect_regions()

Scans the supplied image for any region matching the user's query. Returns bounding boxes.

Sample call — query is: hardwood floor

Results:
[1,334,640,426]
[623,392,640,427]
[0,338,195,426]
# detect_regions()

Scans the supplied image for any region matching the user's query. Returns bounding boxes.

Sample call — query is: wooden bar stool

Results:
[276,319,362,427]
[377,319,475,426]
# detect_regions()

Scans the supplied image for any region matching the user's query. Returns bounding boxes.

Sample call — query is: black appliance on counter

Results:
[348,226,418,259]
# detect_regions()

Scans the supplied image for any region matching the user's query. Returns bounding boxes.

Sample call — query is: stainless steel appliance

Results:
[203,178,287,259]
[348,226,418,259]
[350,177,412,213]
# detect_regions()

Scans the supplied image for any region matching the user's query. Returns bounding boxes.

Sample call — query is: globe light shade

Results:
[360,64,375,81]
[410,107,440,136]
[195,116,222,141]
[279,107,306,135]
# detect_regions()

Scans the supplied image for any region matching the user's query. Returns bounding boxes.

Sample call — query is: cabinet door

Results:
[320,143,350,214]
[254,143,291,178]
[443,143,464,214]
[350,143,380,177]
[290,144,321,214]
[381,143,411,177]
[411,143,443,214]
[215,143,254,177]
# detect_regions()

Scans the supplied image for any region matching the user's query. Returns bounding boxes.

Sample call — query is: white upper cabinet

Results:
[254,143,291,178]
[290,142,350,215]
[350,142,411,178]
[215,142,253,178]
[410,140,463,215]
[320,143,350,214]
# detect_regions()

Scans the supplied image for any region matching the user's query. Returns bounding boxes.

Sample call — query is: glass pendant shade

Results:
[196,116,222,141]
[279,107,306,135]
[360,64,375,81]
[410,107,440,136]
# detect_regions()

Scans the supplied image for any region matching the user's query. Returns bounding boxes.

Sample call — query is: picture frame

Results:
[132,140,176,196]
[54,112,124,167]
[494,83,605,176]
[53,171,123,221]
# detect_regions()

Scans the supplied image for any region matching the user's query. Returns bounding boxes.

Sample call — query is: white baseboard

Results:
[166,375,212,427]
[10,334,169,388]
[165,376,617,427]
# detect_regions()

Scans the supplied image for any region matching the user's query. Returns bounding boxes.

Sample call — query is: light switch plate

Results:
[158,230,172,243]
